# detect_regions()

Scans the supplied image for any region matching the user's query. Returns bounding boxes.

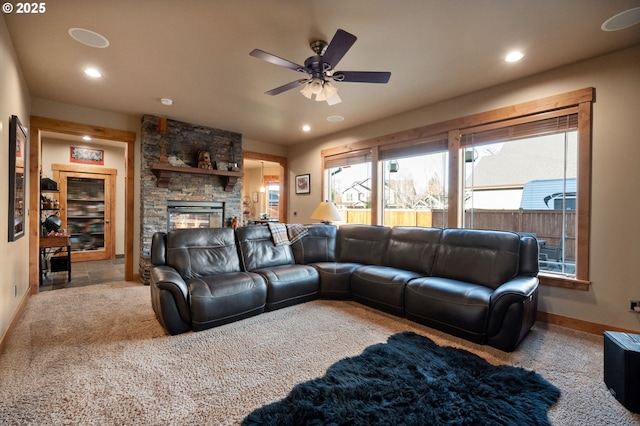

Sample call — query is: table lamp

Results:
[310,201,343,224]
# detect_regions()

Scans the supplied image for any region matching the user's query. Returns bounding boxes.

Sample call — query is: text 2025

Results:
[16,2,46,13]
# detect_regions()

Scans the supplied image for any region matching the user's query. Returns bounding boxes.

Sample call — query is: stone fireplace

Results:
[139,115,242,284]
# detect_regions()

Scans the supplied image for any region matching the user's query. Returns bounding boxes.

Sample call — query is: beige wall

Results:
[288,45,640,332]
[0,16,31,341]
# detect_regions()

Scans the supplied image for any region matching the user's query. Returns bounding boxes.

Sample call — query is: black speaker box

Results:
[604,331,640,413]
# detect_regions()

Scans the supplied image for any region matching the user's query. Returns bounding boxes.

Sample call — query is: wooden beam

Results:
[30,116,136,142]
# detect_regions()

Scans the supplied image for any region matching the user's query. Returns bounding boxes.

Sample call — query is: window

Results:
[381,151,449,228]
[266,182,279,219]
[321,88,593,290]
[462,113,578,275]
[324,149,372,225]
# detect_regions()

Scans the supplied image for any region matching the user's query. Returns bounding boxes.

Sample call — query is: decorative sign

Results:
[70,146,104,165]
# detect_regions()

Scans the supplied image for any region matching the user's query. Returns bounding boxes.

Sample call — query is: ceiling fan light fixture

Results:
[251,29,390,106]
[326,93,342,106]
[300,82,314,99]
[309,78,324,95]
[323,81,338,97]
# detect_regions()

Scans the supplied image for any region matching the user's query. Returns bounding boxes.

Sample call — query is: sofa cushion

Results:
[188,271,267,331]
[385,227,442,274]
[351,265,423,317]
[236,225,295,271]
[336,225,390,265]
[291,224,336,264]
[253,264,320,311]
[405,277,494,342]
[432,228,520,290]
[312,262,362,299]
[164,228,241,280]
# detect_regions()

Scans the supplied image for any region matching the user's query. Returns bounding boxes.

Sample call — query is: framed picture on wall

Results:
[8,115,26,241]
[70,146,104,165]
[295,174,310,195]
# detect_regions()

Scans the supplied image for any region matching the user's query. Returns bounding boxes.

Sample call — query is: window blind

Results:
[324,149,372,169]
[461,111,578,147]
[379,134,448,160]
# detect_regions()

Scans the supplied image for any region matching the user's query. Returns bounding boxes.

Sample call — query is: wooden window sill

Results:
[539,273,590,291]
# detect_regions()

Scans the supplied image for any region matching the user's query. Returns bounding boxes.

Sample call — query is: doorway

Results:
[29,116,136,293]
[243,151,288,224]
[53,166,117,262]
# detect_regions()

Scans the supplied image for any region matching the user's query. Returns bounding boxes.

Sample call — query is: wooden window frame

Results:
[321,88,594,290]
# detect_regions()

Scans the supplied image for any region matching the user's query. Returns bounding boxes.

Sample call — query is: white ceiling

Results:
[5,1,640,146]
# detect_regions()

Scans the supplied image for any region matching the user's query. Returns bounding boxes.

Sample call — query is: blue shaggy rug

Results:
[242,332,560,425]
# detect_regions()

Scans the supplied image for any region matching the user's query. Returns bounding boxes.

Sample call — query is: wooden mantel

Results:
[150,163,243,191]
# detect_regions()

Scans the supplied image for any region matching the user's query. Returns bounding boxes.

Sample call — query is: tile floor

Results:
[40,257,125,292]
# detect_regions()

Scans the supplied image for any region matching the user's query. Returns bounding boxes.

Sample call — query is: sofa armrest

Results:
[486,276,538,335]
[150,265,190,320]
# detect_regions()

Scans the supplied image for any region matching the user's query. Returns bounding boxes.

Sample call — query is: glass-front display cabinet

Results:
[66,177,106,253]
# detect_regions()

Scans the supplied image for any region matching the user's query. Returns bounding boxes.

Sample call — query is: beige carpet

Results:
[0,282,638,425]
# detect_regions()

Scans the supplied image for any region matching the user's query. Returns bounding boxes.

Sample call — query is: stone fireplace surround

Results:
[139,115,242,284]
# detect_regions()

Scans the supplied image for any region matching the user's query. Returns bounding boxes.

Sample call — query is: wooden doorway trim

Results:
[243,151,288,223]
[29,116,136,293]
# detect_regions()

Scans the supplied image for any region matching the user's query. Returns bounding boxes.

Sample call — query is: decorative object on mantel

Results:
[229,142,241,171]
[197,151,212,169]
[168,156,189,167]
[158,117,168,164]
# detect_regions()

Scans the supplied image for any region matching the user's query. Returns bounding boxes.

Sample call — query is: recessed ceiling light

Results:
[68,28,110,48]
[302,125,311,132]
[327,115,344,122]
[504,51,524,63]
[84,67,103,78]
[160,98,173,106]
[601,7,640,31]
[82,136,92,141]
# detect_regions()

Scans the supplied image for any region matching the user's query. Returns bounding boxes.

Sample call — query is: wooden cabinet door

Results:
[53,165,116,262]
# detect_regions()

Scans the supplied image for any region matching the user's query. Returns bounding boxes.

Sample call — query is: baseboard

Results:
[0,288,31,355]
[538,311,639,335]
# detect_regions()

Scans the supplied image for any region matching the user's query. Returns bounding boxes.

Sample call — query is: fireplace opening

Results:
[167,201,225,231]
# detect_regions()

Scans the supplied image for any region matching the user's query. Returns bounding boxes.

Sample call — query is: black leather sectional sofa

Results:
[150,224,539,351]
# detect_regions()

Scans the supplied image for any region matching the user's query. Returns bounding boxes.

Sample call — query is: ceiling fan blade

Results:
[322,29,357,69]
[333,71,391,83]
[265,79,307,96]
[250,49,308,73]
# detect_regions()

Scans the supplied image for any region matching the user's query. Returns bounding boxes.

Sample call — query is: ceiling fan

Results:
[250,29,391,105]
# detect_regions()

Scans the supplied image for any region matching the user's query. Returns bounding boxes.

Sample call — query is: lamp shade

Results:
[310,201,343,223]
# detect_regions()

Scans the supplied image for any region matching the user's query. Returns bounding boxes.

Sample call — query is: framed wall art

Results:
[8,115,26,241]
[70,146,104,165]
[295,174,310,195]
